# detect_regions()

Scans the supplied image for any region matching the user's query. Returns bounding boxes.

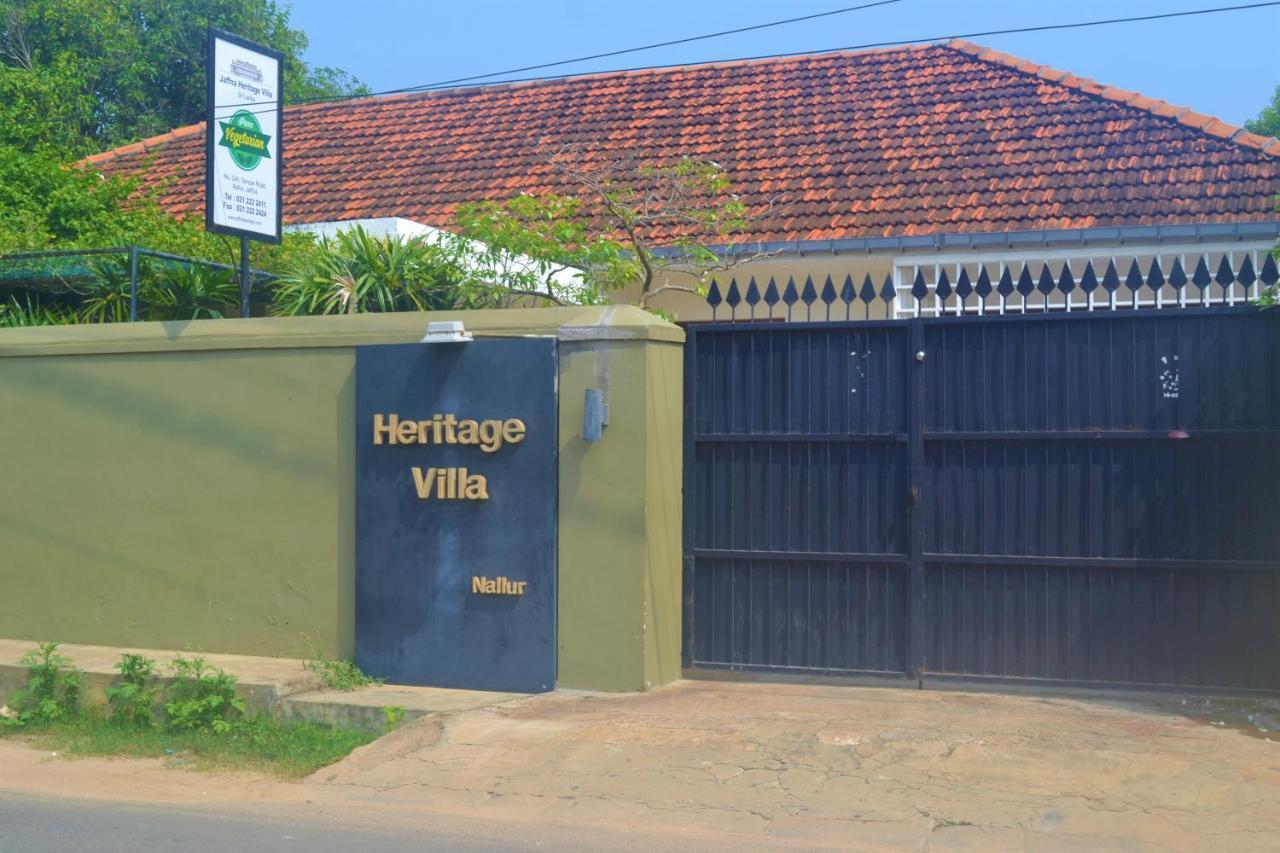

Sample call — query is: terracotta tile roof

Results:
[84,40,1280,243]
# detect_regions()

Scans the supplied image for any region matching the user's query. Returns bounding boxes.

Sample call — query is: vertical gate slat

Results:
[908,319,927,677]
[682,329,696,669]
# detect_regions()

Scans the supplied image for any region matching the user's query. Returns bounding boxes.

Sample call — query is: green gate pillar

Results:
[555,308,685,691]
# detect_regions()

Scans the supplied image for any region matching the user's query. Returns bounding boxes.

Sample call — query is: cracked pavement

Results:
[2,679,1277,850]
[315,679,1280,850]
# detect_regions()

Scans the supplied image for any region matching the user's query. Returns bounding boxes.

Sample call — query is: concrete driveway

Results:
[317,678,1279,850]
[2,678,1277,851]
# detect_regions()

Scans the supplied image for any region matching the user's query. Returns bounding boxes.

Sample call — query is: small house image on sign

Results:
[230,58,262,82]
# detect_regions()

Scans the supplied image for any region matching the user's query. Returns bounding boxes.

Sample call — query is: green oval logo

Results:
[218,110,272,172]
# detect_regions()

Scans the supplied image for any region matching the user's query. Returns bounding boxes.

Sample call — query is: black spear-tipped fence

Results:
[704,250,1280,322]
[708,272,898,322]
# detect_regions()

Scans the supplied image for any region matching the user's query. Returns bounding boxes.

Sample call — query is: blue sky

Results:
[291,0,1277,126]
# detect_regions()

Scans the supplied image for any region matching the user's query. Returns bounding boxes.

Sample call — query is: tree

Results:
[0,60,124,250]
[0,0,359,260]
[1246,89,1280,307]
[1245,85,1280,139]
[0,0,367,151]
[0,0,340,277]
[451,193,634,307]
[454,146,777,314]
[0,64,178,254]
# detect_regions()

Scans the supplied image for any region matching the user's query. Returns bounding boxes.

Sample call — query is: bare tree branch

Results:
[639,282,704,308]
[1,10,33,70]
[506,287,567,307]
[456,140,795,316]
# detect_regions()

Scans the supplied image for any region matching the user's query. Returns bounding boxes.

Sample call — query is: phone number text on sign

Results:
[221,190,270,219]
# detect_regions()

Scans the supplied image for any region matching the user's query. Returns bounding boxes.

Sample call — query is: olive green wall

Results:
[0,308,684,691]
[0,347,356,658]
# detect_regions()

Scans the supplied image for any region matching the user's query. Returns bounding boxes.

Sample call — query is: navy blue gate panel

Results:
[355,339,558,693]
[919,312,1280,689]
[685,324,911,675]
[685,309,1280,690]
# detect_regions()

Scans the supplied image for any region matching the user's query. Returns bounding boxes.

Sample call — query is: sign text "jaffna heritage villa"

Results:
[371,412,527,502]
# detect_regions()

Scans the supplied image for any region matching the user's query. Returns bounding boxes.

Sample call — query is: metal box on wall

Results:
[354,338,558,693]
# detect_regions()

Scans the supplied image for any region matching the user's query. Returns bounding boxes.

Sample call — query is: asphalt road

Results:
[0,794,567,853]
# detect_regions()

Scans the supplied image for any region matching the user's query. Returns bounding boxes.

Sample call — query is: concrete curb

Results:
[0,640,526,732]
[0,665,310,718]
[279,685,526,731]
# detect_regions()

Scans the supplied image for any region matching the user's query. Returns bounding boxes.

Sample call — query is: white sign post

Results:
[206,28,283,316]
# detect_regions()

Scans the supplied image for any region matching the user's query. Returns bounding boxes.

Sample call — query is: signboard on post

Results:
[206,29,283,244]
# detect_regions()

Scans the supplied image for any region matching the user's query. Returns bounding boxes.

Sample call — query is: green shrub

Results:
[0,295,76,327]
[270,226,492,316]
[147,263,240,320]
[383,705,405,732]
[106,653,159,728]
[303,652,381,692]
[74,256,242,323]
[163,655,245,733]
[5,642,82,727]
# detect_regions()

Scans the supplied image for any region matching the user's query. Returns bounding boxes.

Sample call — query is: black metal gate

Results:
[683,308,1280,690]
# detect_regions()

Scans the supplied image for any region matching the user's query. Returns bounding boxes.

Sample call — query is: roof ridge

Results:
[273,42,937,116]
[944,39,1280,158]
[83,42,942,168]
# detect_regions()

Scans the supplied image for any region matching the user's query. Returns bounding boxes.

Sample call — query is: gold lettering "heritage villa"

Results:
[373,413,526,452]
[371,413,528,501]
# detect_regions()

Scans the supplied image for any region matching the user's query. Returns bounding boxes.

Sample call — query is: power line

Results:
[199,1,1280,122]
[421,0,904,89]
[404,1,1280,95]
[212,0,905,114]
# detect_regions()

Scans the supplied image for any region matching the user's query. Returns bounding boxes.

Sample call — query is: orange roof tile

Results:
[85,41,1280,243]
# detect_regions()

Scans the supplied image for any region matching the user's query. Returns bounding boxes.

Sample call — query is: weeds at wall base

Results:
[1,643,379,777]
[303,652,382,692]
[4,642,83,726]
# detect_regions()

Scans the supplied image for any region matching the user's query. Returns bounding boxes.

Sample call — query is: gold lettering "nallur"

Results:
[471,576,527,595]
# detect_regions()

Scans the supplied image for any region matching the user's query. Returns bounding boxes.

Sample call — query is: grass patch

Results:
[1,644,378,779]
[3,714,377,779]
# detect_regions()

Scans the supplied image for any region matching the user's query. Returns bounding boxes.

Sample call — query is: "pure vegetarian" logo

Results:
[218,109,272,171]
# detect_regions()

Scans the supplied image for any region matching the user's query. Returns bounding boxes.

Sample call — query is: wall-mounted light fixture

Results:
[583,388,609,443]
[421,320,473,343]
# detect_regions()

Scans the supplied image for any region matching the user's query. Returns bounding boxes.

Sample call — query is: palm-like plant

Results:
[0,295,76,327]
[75,256,243,322]
[148,264,240,320]
[271,227,492,316]
[77,256,137,323]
